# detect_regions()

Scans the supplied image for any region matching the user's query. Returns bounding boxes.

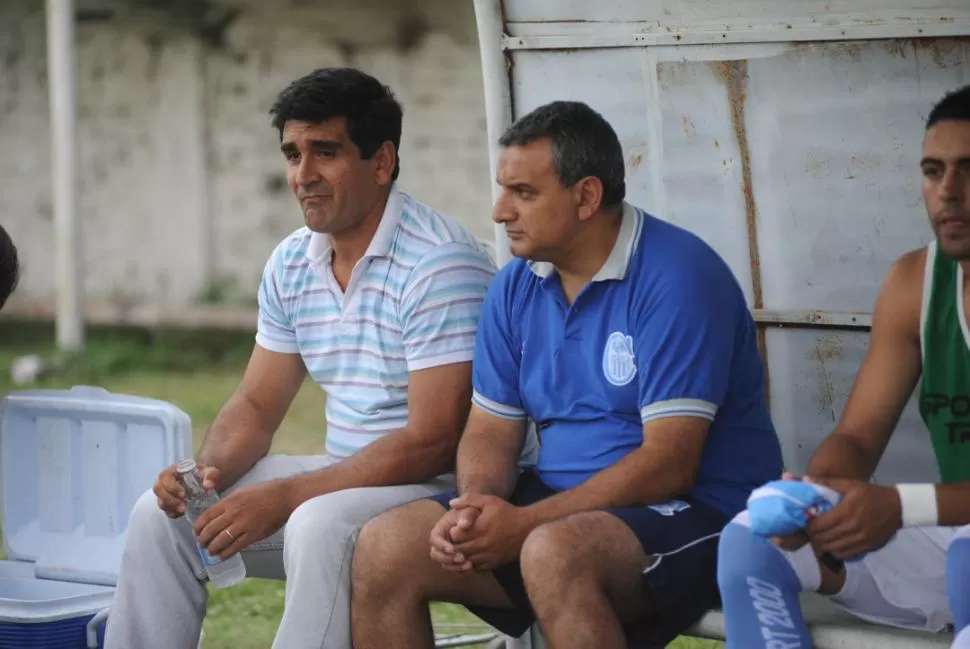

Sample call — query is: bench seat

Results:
[687,594,952,648]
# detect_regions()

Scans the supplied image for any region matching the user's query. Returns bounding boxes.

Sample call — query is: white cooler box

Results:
[0,386,192,648]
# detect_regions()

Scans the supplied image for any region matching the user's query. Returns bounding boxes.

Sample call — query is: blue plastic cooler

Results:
[0,386,192,648]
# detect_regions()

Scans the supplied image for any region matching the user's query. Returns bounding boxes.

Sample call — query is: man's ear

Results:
[374,141,397,186]
[574,176,605,221]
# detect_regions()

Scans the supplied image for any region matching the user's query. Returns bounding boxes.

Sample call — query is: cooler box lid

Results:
[0,386,192,586]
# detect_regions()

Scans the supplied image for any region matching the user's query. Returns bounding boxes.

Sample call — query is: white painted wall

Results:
[0,0,493,309]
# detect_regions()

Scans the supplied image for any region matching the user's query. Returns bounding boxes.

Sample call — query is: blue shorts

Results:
[428,470,728,644]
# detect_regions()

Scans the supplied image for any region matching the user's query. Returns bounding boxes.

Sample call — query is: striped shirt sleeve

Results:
[399,242,497,372]
[254,244,299,354]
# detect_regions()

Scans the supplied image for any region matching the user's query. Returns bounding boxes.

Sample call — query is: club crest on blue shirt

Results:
[602,331,637,387]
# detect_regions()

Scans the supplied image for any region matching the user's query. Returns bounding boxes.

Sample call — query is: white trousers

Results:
[102,454,454,649]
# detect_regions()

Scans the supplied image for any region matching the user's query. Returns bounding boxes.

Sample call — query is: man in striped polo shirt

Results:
[104,68,498,649]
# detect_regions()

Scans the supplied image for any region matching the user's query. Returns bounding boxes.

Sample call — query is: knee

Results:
[126,488,175,541]
[352,513,410,602]
[284,492,358,554]
[354,514,398,575]
[716,511,820,594]
[947,527,970,579]
[948,526,970,554]
[716,512,763,586]
[520,517,589,588]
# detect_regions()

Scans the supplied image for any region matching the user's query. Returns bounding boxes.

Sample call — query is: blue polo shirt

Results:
[472,204,782,517]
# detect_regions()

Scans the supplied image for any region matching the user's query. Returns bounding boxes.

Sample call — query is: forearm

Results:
[806,431,881,481]
[197,393,276,488]
[456,429,521,500]
[283,427,456,509]
[931,482,970,527]
[524,447,690,527]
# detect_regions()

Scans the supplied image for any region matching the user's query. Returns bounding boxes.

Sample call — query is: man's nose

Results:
[939,168,965,204]
[295,157,321,188]
[491,194,514,223]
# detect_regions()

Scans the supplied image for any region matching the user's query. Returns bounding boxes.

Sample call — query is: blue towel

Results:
[746,479,841,538]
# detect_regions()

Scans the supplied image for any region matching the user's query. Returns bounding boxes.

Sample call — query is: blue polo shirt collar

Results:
[528,202,642,281]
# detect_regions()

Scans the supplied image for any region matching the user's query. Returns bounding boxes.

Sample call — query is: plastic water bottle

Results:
[175,459,247,588]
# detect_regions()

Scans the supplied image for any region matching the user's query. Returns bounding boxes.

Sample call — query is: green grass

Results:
[0,322,720,648]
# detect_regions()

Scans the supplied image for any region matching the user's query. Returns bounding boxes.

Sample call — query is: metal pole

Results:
[473,0,514,268]
[471,3,530,648]
[46,0,84,350]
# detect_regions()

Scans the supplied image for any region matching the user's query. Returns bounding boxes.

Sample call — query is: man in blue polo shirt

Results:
[349,101,783,648]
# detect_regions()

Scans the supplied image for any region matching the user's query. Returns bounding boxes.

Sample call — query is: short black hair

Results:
[0,224,20,311]
[269,67,403,181]
[927,84,970,129]
[499,100,626,208]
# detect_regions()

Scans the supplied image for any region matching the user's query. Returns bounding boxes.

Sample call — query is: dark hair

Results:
[927,84,970,129]
[0,224,20,311]
[499,100,626,208]
[269,67,403,181]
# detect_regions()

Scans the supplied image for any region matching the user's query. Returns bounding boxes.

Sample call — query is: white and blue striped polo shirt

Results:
[255,187,497,461]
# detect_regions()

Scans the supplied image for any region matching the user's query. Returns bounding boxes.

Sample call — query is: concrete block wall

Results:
[0,0,494,312]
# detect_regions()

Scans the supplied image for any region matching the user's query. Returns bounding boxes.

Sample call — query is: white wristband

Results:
[896,483,938,527]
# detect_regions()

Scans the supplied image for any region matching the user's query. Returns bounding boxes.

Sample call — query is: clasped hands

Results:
[429,494,535,573]
[772,472,903,561]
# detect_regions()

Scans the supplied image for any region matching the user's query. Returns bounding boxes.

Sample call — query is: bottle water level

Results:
[176,459,247,588]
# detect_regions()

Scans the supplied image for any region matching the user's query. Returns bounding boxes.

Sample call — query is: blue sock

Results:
[717,521,812,649]
[948,536,970,634]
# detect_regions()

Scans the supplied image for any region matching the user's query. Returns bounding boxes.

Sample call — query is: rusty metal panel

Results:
[504,0,970,26]
[507,36,968,480]
[744,40,965,312]
[656,39,967,312]
[766,329,938,480]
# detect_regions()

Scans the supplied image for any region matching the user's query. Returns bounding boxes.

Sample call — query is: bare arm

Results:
[937,484,970,525]
[456,406,527,500]
[197,344,307,488]
[282,361,473,509]
[524,417,708,525]
[806,250,925,481]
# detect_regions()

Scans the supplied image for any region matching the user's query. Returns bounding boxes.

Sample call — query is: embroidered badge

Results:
[602,331,637,386]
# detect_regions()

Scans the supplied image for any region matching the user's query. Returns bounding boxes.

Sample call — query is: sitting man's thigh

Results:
[226,456,330,577]
[285,475,456,546]
[353,499,515,609]
[227,455,331,495]
[520,510,652,623]
[521,499,725,642]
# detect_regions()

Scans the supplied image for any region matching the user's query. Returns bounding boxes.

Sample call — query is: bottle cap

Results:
[176,459,197,474]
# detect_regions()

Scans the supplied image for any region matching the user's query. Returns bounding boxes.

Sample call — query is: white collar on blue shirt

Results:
[528,201,642,282]
[304,184,404,266]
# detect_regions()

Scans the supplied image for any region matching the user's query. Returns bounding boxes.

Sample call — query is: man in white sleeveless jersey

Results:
[717,84,970,649]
